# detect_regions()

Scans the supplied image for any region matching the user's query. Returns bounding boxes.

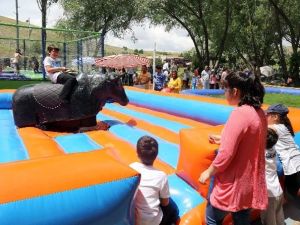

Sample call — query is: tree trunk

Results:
[274,11,288,80]
[214,0,231,68]
[41,1,47,80]
[198,7,209,66]
[269,0,300,84]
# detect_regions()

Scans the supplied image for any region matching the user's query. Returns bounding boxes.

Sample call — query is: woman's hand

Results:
[209,134,221,145]
[199,169,211,184]
[199,165,217,184]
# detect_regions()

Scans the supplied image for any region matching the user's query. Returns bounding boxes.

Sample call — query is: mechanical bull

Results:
[12,73,129,131]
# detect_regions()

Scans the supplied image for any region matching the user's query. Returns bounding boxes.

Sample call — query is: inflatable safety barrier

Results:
[1,87,299,225]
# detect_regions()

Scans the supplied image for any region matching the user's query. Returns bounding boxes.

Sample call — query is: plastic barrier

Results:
[0,92,13,109]
[180,87,300,96]
[126,89,233,125]
[177,126,223,197]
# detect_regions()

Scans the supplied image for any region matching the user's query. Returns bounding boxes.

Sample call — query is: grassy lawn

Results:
[263,93,300,108]
[0,80,49,89]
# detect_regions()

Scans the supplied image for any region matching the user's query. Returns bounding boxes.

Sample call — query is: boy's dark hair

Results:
[266,128,278,149]
[47,45,60,53]
[137,135,158,166]
[156,65,162,70]
[223,71,265,109]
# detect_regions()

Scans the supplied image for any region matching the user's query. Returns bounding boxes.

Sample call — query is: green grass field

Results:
[0,80,49,89]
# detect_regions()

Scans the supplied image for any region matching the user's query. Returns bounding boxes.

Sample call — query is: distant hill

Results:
[0,16,179,59]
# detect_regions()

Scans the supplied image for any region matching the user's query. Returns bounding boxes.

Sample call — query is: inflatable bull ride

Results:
[12,73,129,131]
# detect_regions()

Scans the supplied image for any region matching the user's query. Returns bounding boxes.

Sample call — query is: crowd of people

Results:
[117,60,233,94]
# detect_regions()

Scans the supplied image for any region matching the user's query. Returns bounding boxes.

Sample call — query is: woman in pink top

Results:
[199,71,268,225]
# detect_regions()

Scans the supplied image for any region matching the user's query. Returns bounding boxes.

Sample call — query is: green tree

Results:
[59,0,144,57]
[225,0,277,69]
[148,0,232,68]
[268,0,300,84]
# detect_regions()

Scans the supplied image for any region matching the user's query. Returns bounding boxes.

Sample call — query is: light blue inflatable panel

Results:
[55,133,102,154]
[0,176,139,225]
[0,93,13,109]
[97,113,179,168]
[104,104,190,133]
[295,132,300,147]
[265,87,300,95]
[125,90,232,125]
[181,87,300,96]
[0,110,28,163]
[181,89,224,96]
[168,174,205,217]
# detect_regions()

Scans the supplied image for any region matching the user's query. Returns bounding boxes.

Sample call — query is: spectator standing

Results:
[209,71,217,89]
[182,68,191,89]
[153,65,166,91]
[12,49,22,75]
[135,65,151,89]
[127,67,136,86]
[162,60,169,73]
[191,69,200,89]
[201,66,210,89]
[199,71,267,225]
[167,71,182,93]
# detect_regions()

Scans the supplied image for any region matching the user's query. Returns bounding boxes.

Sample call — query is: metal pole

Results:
[152,42,156,90]
[15,0,19,50]
[41,27,46,80]
[77,41,80,72]
[63,42,67,67]
[27,18,31,54]
[80,40,83,73]
[23,39,26,70]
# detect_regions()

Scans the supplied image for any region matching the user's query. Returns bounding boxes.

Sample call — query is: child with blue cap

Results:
[266,103,300,205]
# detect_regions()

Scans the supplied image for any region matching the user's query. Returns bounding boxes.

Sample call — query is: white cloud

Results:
[0,0,194,52]
[0,0,64,27]
[106,22,194,52]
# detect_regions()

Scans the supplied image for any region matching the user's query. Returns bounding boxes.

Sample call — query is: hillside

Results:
[0,16,179,58]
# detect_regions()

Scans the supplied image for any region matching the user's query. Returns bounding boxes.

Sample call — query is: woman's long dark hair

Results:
[224,71,265,109]
[278,114,295,137]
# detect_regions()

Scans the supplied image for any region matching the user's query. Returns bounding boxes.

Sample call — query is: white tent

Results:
[260,66,275,77]
[72,57,95,66]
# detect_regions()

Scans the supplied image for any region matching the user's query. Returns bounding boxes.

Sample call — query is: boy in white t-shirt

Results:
[43,45,77,103]
[261,128,284,225]
[130,136,178,225]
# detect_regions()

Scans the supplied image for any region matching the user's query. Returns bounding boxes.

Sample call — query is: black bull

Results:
[12,73,129,131]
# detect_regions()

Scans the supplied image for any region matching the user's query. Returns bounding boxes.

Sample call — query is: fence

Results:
[0,22,100,80]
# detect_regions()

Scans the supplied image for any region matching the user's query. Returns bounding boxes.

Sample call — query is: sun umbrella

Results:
[95,54,150,69]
